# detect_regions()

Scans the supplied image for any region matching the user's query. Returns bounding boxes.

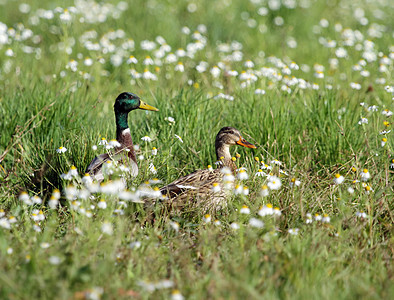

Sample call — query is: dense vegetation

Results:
[0,0,392,299]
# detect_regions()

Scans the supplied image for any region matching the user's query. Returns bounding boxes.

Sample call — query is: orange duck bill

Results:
[236,137,257,148]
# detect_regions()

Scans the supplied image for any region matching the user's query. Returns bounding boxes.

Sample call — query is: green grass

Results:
[0,0,393,299]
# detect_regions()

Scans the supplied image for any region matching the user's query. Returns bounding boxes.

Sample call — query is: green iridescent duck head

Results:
[114,92,159,114]
[114,92,159,132]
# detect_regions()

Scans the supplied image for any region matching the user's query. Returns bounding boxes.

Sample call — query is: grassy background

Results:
[0,0,393,299]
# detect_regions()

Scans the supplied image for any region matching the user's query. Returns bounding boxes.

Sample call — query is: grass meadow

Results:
[0,0,393,299]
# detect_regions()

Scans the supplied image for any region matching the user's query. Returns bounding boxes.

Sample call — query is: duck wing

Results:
[85,153,110,181]
[160,169,222,198]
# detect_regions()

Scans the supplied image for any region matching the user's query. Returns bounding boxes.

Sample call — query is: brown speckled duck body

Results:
[159,127,256,212]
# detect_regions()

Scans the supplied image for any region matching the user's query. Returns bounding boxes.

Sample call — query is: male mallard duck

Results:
[85,92,159,182]
[158,127,256,212]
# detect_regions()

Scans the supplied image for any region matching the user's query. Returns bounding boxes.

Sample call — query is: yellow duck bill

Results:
[139,101,159,111]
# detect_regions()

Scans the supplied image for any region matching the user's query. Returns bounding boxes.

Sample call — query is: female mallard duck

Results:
[85,92,158,182]
[158,127,256,212]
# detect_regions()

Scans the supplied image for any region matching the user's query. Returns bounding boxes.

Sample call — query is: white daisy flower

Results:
[288,228,299,235]
[322,214,331,223]
[169,221,180,232]
[149,163,157,174]
[97,199,107,209]
[48,196,59,209]
[358,117,368,125]
[314,214,322,221]
[203,214,211,223]
[109,139,121,148]
[249,218,264,228]
[240,205,250,214]
[19,192,32,205]
[356,211,368,219]
[0,218,11,229]
[360,169,371,181]
[214,219,221,226]
[381,138,387,147]
[237,169,249,180]
[333,173,345,184]
[49,256,61,265]
[98,138,108,145]
[306,213,313,224]
[56,146,67,153]
[260,185,269,197]
[230,222,240,230]
[267,175,282,190]
[290,178,301,187]
[273,207,282,216]
[171,289,184,300]
[174,134,183,143]
[101,221,113,235]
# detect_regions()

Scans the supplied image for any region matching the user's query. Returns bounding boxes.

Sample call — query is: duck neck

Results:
[216,143,236,172]
[115,111,129,133]
[115,111,137,163]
